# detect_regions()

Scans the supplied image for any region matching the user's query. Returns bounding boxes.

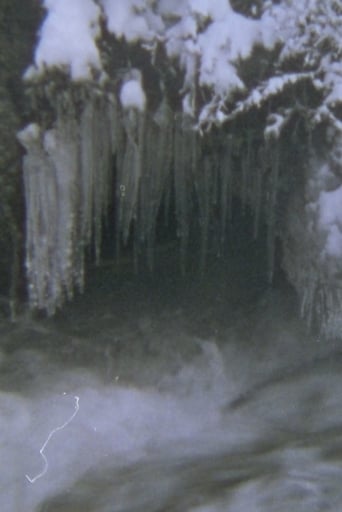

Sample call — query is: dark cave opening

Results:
[97,181,270,274]
[83,174,292,329]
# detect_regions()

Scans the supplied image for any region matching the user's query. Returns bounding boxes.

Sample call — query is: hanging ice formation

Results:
[133,97,174,272]
[174,114,199,274]
[16,73,300,320]
[18,89,119,314]
[13,0,342,342]
[19,76,287,316]
[266,140,280,283]
[19,77,191,313]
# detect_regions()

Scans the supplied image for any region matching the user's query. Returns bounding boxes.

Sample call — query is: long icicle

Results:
[267,139,280,283]
[117,109,145,245]
[220,134,233,247]
[253,145,266,239]
[19,87,117,314]
[92,95,113,264]
[174,114,191,274]
[199,156,211,273]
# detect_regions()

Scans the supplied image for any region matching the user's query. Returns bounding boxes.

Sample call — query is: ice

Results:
[219,135,233,244]
[318,186,342,258]
[173,115,198,272]
[253,147,265,239]
[195,156,212,272]
[196,11,261,98]
[119,72,146,112]
[18,89,174,312]
[100,0,161,42]
[117,108,145,245]
[188,0,230,20]
[266,142,280,283]
[34,0,101,79]
[18,90,117,313]
[25,0,342,132]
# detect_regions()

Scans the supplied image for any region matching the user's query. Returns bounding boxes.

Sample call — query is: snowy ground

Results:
[1,245,342,512]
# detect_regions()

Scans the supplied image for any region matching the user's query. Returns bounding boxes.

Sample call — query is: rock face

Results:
[4,1,342,338]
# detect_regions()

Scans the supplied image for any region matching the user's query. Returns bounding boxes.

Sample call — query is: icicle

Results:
[241,130,253,212]
[142,119,157,272]
[300,276,316,328]
[163,171,172,228]
[91,95,113,264]
[196,156,212,273]
[46,96,81,304]
[266,140,280,282]
[19,86,116,314]
[156,96,175,233]
[241,154,248,213]
[133,217,140,274]
[253,146,266,239]
[108,93,120,155]
[79,100,95,250]
[174,114,192,274]
[116,108,145,245]
[153,97,174,199]
[136,117,152,269]
[19,93,82,315]
[324,287,342,339]
[220,134,233,246]
[18,124,54,312]
[133,98,175,273]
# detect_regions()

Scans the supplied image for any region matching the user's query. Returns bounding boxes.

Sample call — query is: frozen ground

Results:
[1,246,342,512]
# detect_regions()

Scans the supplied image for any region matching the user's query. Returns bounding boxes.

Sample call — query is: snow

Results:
[319,185,342,257]
[99,0,165,42]
[265,113,286,139]
[18,92,117,314]
[119,77,146,111]
[27,0,342,116]
[188,0,231,21]
[197,14,256,96]
[157,0,187,17]
[100,0,154,42]
[165,16,198,58]
[34,0,101,79]
[30,0,266,103]
[226,72,315,124]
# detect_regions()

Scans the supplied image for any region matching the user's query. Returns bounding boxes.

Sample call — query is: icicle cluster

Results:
[19,83,185,313]
[18,90,119,314]
[19,77,290,317]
